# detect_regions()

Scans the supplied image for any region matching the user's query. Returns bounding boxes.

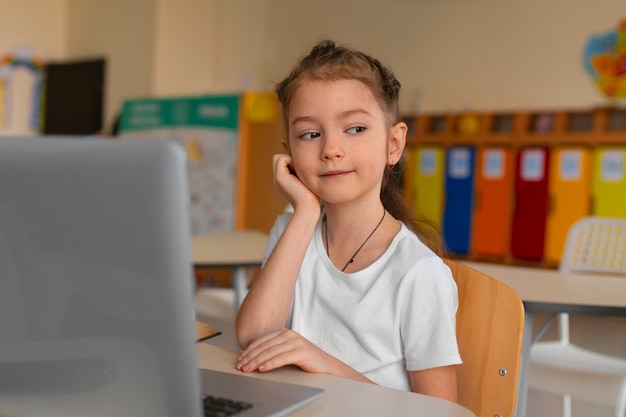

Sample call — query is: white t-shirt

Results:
[263,213,462,391]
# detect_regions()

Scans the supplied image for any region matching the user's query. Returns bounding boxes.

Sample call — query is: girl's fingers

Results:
[237,330,287,369]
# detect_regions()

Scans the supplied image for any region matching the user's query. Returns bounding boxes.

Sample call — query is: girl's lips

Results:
[321,170,351,178]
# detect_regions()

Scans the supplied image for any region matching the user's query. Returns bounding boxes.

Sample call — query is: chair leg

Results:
[563,394,572,417]
[615,386,626,417]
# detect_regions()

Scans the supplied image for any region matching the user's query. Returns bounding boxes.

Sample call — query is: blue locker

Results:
[443,146,476,255]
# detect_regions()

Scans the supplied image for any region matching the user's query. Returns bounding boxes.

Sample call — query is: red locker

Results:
[510,147,550,262]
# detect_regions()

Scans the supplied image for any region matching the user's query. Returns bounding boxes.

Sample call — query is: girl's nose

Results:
[320,134,344,160]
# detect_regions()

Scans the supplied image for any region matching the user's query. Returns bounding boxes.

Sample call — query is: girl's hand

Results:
[236,328,331,374]
[273,154,319,213]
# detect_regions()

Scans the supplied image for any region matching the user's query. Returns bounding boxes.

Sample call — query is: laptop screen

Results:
[0,136,202,417]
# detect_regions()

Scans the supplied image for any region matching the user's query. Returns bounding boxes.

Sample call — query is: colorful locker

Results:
[510,147,550,262]
[472,147,514,258]
[544,147,592,264]
[410,146,446,227]
[442,146,476,255]
[592,146,626,217]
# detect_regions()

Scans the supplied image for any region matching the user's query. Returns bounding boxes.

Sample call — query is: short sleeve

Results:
[262,213,292,266]
[400,257,462,371]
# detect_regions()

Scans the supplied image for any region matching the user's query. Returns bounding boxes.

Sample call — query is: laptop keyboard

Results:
[202,394,253,416]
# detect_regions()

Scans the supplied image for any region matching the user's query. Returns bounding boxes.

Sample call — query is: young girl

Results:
[235,40,461,402]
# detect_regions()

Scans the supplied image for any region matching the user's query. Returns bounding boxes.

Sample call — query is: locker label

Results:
[560,150,582,181]
[601,150,624,182]
[521,149,545,181]
[419,149,437,176]
[449,148,471,179]
[483,149,505,179]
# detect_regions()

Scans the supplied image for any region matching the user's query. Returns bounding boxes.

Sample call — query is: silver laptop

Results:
[0,136,322,417]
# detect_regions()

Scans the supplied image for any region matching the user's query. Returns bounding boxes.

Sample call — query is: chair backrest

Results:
[556,216,626,342]
[444,259,525,417]
[560,216,626,275]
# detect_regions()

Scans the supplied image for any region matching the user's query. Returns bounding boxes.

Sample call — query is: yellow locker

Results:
[544,147,592,264]
[592,147,626,218]
[411,146,446,227]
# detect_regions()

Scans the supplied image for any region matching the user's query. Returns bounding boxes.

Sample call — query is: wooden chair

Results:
[444,259,525,417]
[528,216,626,417]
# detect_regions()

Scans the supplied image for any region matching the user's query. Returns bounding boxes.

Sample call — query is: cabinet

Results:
[403,107,626,266]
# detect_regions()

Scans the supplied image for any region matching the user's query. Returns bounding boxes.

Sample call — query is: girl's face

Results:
[286,79,406,206]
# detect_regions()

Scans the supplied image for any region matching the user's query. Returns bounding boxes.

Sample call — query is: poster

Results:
[120,94,240,235]
[583,18,626,99]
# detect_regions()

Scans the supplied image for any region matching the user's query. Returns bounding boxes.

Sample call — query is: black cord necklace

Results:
[324,209,386,272]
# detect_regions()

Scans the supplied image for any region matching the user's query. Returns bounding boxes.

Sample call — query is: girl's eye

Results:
[300,131,320,140]
[347,126,366,134]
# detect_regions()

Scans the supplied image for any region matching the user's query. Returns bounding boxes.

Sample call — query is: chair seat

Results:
[530,342,626,407]
[532,341,626,374]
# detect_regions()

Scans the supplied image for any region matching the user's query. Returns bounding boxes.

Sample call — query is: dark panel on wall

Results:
[43,58,105,135]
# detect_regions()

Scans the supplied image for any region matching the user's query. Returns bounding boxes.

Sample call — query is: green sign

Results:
[120,94,239,132]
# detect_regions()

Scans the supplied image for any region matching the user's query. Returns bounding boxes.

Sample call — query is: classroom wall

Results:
[0,0,67,58]
[2,0,623,132]
[227,0,624,114]
[152,0,218,97]
[148,0,626,122]
[65,0,158,130]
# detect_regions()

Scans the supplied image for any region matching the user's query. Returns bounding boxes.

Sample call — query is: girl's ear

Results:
[388,121,407,166]
[282,139,290,154]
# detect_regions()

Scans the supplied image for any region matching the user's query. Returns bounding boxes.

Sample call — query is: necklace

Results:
[324,209,386,272]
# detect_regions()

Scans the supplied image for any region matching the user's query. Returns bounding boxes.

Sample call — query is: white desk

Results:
[192,231,269,309]
[462,261,626,417]
[197,343,477,417]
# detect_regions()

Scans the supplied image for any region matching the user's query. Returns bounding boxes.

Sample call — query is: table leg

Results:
[516,310,533,417]
[232,266,248,313]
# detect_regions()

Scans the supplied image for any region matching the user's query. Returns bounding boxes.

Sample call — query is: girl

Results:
[235,40,461,402]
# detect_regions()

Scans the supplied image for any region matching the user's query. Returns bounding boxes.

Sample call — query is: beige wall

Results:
[1,0,625,130]
[150,0,625,115]
[0,0,67,58]
[66,0,158,130]
[258,0,624,114]
[152,0,218,97]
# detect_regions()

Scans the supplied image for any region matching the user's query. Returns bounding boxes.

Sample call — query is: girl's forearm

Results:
[324,355,376,385]
[236,208,319,348]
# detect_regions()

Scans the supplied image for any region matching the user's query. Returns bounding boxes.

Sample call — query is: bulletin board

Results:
[119,94,241,236]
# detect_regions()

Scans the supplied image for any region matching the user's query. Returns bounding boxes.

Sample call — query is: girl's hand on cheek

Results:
[273,154,319,213]
[236,328,330,374]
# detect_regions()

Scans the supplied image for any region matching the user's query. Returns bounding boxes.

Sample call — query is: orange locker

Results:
[472,147,514,258]
[544,147,592,264]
